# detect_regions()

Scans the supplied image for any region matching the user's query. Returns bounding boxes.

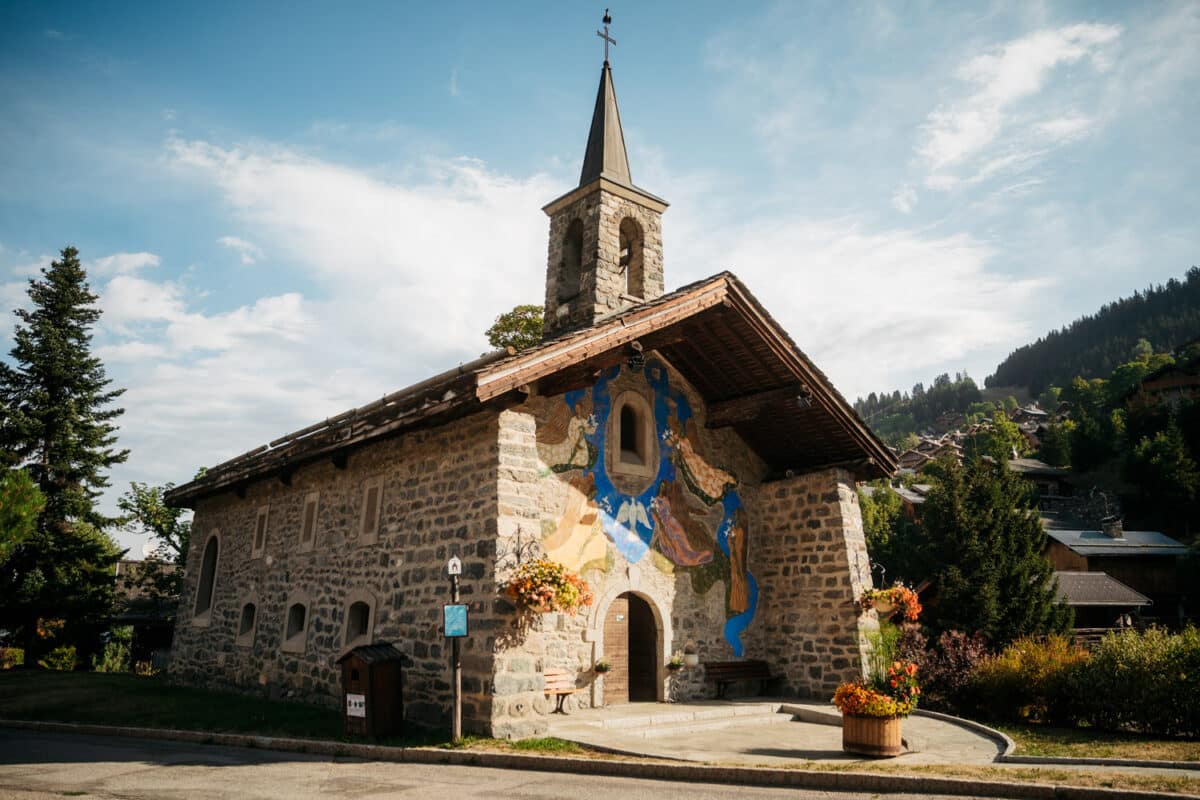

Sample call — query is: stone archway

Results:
[587,575,672,705]
[602,592,657,703]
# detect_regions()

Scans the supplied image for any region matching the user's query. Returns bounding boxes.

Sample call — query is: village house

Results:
[164,56,896,737]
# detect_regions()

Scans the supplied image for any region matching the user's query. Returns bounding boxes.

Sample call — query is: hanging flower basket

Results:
[593,659,612,674]
[504,558,594,616]
[858,584,921,622]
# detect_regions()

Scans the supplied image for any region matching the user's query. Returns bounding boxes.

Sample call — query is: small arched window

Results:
[237,602,257,646]
[619,217,644,298]
[558,219,584,302]
[620,404,644,465]
[346,602,370,643]
[282,601,309,653]
[193,534,219,622]
[342,591,377,649]
[610,391,657,481]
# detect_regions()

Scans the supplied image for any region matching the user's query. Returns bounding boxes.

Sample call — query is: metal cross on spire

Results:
[597,9,616,64]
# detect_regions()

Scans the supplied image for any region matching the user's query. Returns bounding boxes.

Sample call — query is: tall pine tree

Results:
[0,246,128,662]
[915,455,1071,646]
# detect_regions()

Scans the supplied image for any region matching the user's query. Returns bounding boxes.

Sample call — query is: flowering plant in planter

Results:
[858,583,922,622]
[593,659,612,674]
[667,651,685,670]
[833,660,921,718]
[504,558,594,615]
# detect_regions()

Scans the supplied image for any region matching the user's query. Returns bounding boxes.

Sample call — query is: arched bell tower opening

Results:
[619,217,644,298]
[558,218,584,302]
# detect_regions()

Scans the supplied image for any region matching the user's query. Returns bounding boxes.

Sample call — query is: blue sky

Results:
[1,2,1197,552]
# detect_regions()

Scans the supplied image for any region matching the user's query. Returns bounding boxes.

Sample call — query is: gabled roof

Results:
[1053,571,1152,607]
[166,272,895,507]
[1046,528,1188,558]
[1008,458,1070,478]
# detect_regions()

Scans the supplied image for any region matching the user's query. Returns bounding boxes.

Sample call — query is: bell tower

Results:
[542,14,668,340]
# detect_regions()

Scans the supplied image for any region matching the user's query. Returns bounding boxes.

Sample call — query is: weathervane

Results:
[597,9,616,64]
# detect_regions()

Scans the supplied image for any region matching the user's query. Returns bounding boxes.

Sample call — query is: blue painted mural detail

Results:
[556,359,757,655]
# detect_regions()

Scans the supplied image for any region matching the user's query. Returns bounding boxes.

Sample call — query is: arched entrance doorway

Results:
[602,592,658,703]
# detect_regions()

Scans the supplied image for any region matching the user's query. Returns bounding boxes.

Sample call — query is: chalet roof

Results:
[894,486,926,506]
[1008,458,1069,478]
[1046,528,1187,558]
[1053,571,1152,607]
[165,272,896,507]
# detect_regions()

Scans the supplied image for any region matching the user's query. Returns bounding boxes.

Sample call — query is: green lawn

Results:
[1,670,349,741]
[0,670,585,753]
[997,723,1200,762]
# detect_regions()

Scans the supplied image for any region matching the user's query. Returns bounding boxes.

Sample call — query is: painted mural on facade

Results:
[535,359,758,654]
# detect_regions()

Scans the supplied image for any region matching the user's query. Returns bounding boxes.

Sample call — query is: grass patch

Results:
[511,737,584,754]
[996,722,1200,762]
[0,670,436,745]
[774,761,1200,796]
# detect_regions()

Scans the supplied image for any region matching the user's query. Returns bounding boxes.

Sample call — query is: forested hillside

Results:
[854,373,984,446]
[987,267,1200,394]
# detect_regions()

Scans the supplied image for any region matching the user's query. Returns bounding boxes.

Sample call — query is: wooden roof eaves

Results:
[721,278,897,479]
[475,277,730,402]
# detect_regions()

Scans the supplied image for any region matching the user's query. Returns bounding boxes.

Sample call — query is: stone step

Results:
[635,711,797,740]
[778,702,842,727]
[579,702,784,731]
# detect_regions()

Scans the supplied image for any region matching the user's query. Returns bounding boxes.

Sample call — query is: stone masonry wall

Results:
[745,468,875,700]
[543,188,665,339]
[169,411,501,734]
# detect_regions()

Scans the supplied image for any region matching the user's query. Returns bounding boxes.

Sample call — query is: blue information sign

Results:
[444,604,468,638]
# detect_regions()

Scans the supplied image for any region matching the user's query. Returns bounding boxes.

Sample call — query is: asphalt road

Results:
[0,728,1017,800]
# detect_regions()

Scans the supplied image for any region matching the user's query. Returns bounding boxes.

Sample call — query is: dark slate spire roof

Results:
[579,63,632,187]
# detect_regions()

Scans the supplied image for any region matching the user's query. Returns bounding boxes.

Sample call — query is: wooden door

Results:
[602,592,658,704]
[603,595,630,704]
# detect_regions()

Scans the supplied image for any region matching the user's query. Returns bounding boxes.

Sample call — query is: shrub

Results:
[37,645,78,672]
[918,630,989,714]
[969,635,1089,724]
[1068,626,1200,736]
[92,626,133,673]
[0,647,25,669]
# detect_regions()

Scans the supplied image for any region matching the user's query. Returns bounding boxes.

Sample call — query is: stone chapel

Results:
[166,52,897,738]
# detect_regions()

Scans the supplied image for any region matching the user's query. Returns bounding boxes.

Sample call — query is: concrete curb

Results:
[3,718,1197,800]
[911,709,1200,773]
[914,708,1018,757]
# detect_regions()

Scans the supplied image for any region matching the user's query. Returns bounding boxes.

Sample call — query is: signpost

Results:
[446,556,464,742]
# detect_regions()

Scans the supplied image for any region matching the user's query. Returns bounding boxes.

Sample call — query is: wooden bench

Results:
[543,667,580,714]
[703,660,773,699]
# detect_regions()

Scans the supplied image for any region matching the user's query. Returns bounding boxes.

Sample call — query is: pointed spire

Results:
[579,63,632,187]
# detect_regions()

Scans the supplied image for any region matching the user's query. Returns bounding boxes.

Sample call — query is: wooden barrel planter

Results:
[841,713,903,757]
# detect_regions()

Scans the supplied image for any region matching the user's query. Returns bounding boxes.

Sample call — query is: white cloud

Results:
[891,184,918,214]
[217,235,264,264]
[92,251,160,276]
[918,24,1120,187]
[449,68,459,97]
[661,197,1047,400]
